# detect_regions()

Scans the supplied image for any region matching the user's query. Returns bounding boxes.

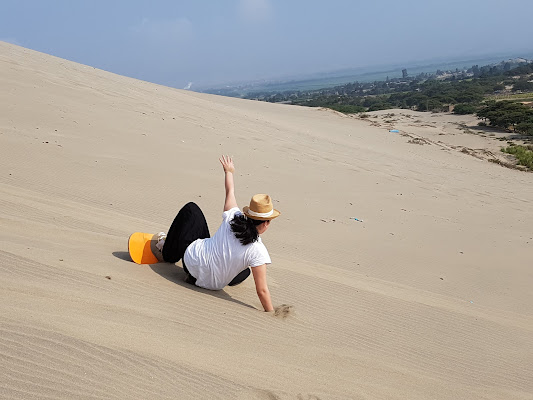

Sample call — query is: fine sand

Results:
[1,41,532,400]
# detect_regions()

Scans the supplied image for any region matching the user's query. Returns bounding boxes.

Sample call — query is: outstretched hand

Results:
[219,155,235,174]
[220,155,237,211]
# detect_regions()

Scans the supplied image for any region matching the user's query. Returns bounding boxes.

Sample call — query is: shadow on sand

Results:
[466,124,533,142]
[111,251,255,310]
[112,251,131,261]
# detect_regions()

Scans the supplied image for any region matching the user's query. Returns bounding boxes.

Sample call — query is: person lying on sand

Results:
[154,155,280,312]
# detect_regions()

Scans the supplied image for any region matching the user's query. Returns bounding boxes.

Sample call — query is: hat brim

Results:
[242,206,280,221]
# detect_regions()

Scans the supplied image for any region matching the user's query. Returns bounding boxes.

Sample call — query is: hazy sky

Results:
[1,0,532,89]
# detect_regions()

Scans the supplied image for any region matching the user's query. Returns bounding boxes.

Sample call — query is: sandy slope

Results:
[1,41,532,400]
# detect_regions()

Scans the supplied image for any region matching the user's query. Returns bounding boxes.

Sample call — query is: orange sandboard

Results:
[128,232,161,264]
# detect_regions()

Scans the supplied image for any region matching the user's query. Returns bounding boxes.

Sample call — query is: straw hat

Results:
[243,194,280,221]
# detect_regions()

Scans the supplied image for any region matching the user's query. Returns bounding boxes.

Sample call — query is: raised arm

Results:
[219,155,238,212]
[251,264,274,312]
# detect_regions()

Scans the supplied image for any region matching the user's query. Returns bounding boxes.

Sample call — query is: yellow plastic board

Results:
[128,232,159,264]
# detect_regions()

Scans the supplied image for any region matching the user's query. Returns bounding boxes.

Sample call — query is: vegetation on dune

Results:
[326,104,366,114]
[502,144,533,170]
[512,79,533,92]
[477,101,533,135]
[453,103,478,114]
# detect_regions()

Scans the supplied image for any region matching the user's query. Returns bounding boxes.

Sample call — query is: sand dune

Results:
[1,41,532,399]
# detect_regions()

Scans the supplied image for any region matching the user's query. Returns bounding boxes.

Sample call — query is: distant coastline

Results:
[197,52,533,96]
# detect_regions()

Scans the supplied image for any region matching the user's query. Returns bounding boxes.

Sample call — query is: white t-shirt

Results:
[183,207,271,290]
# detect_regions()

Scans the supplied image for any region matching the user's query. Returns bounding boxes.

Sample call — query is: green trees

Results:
[328,104,366,114]
[386,78,494,111]
[512,80,533,92]
[505,63,533,75]
[477,101,533,134]
[361,96,394,112]
[516,122,533,135]
[453,103,477,114]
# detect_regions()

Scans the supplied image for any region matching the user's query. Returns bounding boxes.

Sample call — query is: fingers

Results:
[219,155,233,164]
[219,155,234,170]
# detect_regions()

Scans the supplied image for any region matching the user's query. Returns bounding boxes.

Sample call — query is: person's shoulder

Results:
[223,207,241,220]
[247,239,271,265]
[250,238,268,252]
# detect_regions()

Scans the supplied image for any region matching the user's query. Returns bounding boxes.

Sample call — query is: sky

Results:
[1,0,533,90]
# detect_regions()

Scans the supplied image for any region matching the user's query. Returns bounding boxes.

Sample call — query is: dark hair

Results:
[230,214,267,245]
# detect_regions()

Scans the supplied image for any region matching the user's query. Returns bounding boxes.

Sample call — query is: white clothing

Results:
[183,207,271,290]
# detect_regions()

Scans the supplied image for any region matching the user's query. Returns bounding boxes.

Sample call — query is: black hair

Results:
[230,214,267,245]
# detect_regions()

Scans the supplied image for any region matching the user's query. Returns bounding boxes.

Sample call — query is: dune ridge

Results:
[1,41,532,399]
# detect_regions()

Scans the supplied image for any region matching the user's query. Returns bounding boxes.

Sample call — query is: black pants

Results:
[162,202,210,264]
[163,202,251,286]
